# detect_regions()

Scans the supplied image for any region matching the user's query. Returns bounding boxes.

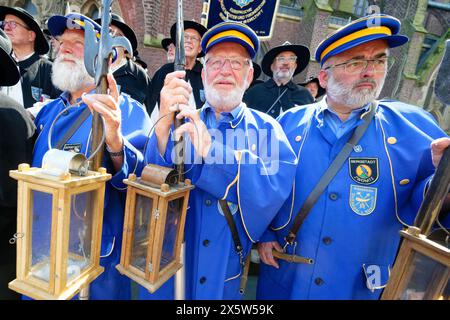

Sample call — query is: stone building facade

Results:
[1,0,448,130]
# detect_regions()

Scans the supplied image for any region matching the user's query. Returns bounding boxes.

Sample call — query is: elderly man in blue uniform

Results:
[256,14,450,300]
[29,13,152,300]
[143,21,297,299]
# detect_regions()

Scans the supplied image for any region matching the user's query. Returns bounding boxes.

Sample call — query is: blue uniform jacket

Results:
[257,98,448,300]
[31,92,151,299]
[144,103,297,299]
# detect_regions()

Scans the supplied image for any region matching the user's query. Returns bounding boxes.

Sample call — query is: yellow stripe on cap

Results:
[320,26,392,62]
[73,19,100,38]
[207,30,254,50]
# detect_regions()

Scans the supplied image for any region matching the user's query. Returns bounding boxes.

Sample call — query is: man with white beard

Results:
[256,14,450,300]
[244,41,313,118]
[142,21,297,300]
[29,13,152,300]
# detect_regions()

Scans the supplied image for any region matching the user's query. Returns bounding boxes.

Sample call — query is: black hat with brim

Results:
[253,61,261,80]
[0,28,20,86]
[95,13,138,52]
[261,42,310,77]
[161,37,174,51]
[0,6,49,55]
[170,20,207,57]
[299,77,326,97]
[134,56,147,70]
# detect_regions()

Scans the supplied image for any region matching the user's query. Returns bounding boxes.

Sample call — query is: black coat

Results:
[148,60,204,114]
[244,79,314,118]
[114,59,153,113]
[0,93,35,299]
[18,53,60,109]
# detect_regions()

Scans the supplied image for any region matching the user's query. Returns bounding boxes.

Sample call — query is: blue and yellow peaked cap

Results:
[201,21,259,59]
[315,14,408,65]
[47,13,101,39]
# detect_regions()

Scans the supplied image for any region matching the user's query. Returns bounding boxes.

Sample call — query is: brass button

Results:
[251,144,257,152]
[400,179,410,186]
[387,137,397,145]
[295,135,302,142]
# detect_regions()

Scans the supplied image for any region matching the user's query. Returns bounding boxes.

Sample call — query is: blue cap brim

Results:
[48,14,101,38]
[320,33,408,65]
[201,22,259,59]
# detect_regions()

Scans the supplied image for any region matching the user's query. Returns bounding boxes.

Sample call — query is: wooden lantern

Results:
[8,150,111,300]
[381,227,449,300]
[116,164,194,293]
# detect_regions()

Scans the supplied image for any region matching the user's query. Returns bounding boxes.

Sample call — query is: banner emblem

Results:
[234,0,254,8]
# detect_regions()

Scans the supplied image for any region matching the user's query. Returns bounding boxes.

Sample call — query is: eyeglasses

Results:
[324,56,395,74]
[275,56,297,64]
[205,56,251,71]
[109,28,124,38]
[0,20,31,30]
[184,34,200,43]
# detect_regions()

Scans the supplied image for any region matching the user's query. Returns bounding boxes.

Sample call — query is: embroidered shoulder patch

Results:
[349,185,377,216]
[349,158,379,185]
[31,86,43,102]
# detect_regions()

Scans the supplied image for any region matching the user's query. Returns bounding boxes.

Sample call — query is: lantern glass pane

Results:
[67,191,95,282]
[400,251,449,300]
[29,190,53,282]
[130,194,153,272]
[160,197,183,270]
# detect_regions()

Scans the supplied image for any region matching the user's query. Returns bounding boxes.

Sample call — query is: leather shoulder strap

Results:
[285,102,378,245]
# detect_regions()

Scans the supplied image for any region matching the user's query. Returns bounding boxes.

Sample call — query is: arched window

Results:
[81,1,100,19]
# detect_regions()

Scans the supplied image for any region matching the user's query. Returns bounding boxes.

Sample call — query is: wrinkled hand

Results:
[257,241,283,269]
[158,71,192,132]
[158,70,212,157]
[431,137,450,168]
[174,104,212,158]
[82,73,123,152]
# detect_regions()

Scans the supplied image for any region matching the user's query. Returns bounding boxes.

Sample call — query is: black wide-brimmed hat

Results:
[299,76,326,97]
[170,20,207,57]
[261,41,310,77]
[133,50,148,69]
[0,28,20,86]
[253,61,261,80]
[0,6,49,55]
[161,37,174,51]
[95,13,138,52]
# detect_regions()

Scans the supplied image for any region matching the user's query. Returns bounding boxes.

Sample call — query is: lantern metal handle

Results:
[9,232,24,245]
[140,111,199,177]
[47,104,106,162]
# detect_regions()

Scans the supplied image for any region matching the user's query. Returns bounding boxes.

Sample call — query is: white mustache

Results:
[213,78,236,86]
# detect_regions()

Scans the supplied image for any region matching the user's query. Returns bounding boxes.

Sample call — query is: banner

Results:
[203,0,280,40]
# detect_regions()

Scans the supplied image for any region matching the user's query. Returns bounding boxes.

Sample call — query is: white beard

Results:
[272,68,294,84]
[326,72,385,108]
[51,54,94,93]
[204,77,249,113]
